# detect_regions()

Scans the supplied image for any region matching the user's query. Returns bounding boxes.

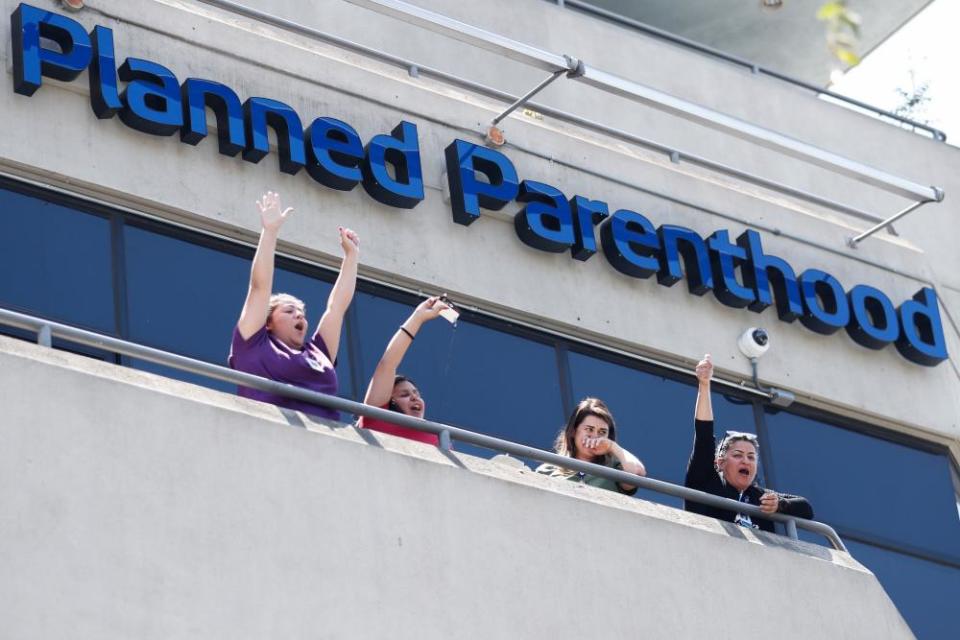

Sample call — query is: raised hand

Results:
[256,191,293,231]
[411,295,450,324]
[339,226,360,257]
[695,353,713,386]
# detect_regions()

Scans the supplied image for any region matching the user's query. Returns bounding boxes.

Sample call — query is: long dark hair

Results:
[388,375,416,413]
[552,397,617,463]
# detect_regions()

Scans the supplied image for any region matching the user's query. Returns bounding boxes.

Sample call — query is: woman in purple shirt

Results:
[228,191,359,421]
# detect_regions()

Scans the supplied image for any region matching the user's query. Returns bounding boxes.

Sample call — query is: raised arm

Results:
[237,191,292,340]
[315,227,360,363]
[364,296,448,408]
[686,354,717,492]
[694,354,714,422]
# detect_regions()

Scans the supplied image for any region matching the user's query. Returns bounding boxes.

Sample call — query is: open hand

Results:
[256,191,293,231]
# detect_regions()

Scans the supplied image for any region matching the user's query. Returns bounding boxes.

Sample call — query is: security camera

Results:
[737,327,770,359]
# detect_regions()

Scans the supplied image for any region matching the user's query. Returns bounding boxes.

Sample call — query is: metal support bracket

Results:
[487,61,579,145]
[491,68,567,127]
[439,429,452,451]
[847,187,944,248]
[785,517,799,540]
[37,324,52,347]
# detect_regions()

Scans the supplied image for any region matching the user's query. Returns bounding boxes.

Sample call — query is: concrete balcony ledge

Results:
[0,335,912,639]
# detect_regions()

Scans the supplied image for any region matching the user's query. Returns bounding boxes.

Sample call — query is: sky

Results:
[828,0,960,143]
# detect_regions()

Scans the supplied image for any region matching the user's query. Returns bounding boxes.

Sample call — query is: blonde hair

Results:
[267,293,305,320]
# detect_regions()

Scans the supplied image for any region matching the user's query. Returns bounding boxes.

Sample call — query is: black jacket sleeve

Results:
[685,419,716,491]
[777,493,814,520]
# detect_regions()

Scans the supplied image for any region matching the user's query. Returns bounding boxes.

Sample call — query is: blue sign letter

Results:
[89,25,121,119]
[444,140,519,226]
[845,284,899,349]
[569,195,609,261]
[242,97,305,174]
[896,287,948,366]
[737,229,803,322]
[305,117,363,191]
[180,78,246,156]
[118,58,183,136]
[657,225,713,295]
[798,269,849,335]
[12,3,91,96]
[361,121,423,209]
[514,181,574,253]
[599,209,660,278]
[707,230,755,309]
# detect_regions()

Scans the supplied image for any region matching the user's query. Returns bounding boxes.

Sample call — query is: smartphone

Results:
[438,295,460,324]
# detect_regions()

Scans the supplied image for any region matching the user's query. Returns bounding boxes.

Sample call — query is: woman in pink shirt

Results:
[359,296,451,444]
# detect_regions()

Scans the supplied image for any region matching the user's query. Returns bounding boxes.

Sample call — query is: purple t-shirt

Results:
[228,325,339,421]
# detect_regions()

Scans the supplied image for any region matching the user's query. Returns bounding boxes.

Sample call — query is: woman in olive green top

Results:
[536,397,647,495]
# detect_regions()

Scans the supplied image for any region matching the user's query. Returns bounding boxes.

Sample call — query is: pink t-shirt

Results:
[360,404,439,445]
[228,325,339,421]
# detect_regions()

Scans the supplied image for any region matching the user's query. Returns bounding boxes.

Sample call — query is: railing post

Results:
[438,429,452,451]
[37,324,52,347]
[785,518,798,540]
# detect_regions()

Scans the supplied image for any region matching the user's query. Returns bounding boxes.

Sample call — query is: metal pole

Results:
[439,429,452,451]
[847,199,932,247]
[785,518,798,540]
[491,69,566,126]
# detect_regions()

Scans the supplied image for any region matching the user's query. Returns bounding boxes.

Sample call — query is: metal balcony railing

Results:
[0,305,847,552]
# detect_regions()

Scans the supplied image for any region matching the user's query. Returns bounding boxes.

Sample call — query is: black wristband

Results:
[400,326,415,340]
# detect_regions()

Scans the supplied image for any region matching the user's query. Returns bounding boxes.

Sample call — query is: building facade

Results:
[2,1,958,636]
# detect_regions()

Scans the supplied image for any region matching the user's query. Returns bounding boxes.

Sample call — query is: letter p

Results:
[12,3,92,96]
[444,140,519,226]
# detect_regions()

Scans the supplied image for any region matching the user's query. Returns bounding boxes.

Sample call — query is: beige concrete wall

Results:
[0,336,914,639]
[0,0,956,446]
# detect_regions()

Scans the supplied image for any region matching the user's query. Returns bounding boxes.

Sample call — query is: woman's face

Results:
[572,414,610,460]
[717,439,758,492]
[266,302,307,349]
[392,380,425,418]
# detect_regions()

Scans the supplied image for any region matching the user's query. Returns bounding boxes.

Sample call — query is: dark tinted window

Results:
[765,409,960,559]
[846,540,960,640]
[0,188,114,333]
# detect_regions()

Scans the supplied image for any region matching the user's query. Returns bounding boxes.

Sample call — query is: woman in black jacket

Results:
[684,354,813,533]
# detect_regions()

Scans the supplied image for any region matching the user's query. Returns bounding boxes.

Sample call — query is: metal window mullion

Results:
[110,213,131,367]
[554,341,574,421]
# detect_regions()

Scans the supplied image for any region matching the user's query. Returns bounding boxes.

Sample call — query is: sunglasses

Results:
[724,430,759,443]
